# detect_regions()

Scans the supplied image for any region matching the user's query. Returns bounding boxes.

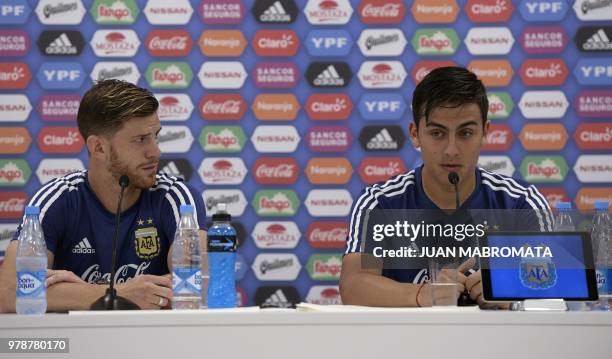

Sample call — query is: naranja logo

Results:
[411,0,459,23]
[252,94,300,121]
[305,157,353,184]
[519,123,568,151]
[465,0,513,22]
[519,58,568,86]
[199,30,246,57]
[0,127,31,154]
[467,59,513,87]
[482,123,513,152]
[575,187,612,214]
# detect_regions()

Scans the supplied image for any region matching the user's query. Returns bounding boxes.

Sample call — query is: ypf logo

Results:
[36,158,84,184]
[467,60,513,87]
[198,61,247,89]
[411,60,456,84]
[412,28,460,56]
[520,58,568,86]
[519,123,568,151]
[252,221,301,249]
[253,62,299,88]
[411,0,459,23]
[306,93,352,121]
[146,62,193,89]
[144,0,193,25]
[358,157,406,184]
[304,0,353,25]
[252,253,301,281]
[36,0,85,25]
[305,157,353,184]
[36,62,83,90]
[155,94,194,122]
[520,26,568,54]
[91,30,140,57]
[305,189,353,217]
[147,30,192,57]
[305,30,352,57]
[253,30,299,57]
[0,1,31,25]
[198,157,247,185]
[574,0,612,21]
[487,92,513,119]
[37,127,84,154]
[252,157,299,185]
[0,192,27,219]
[251,125,300,153]
[466,0,513,22]
[575,188,612,214]
[203,189,247,217]
[357,61,407,89]
[573,155,612,183]
[519,0,569,21]
[0,160,31,187]
[573,123,612,150]
[574,90,612,118]
[252,189,300,216]
[358,0,406,24]
[91,0,138,25]
[252,0,299,24]
[574,58,612,86]
[0,128,31,154]
[306,62,352,88]
[478,155,515,176]
[0,95,31,123]
[306,254,342,280]
[0,63,30,89]
[358,93,406,121]
[37,94,80,122]
[90,62,140,84]
[200,94,246,121]
[306,126,352,152]
[359,125,406,151]
[0,31,30,57]
[199,126,246,153]
[200,0,245,25]
[199,30,246,57]
[357,28,407,57]
[37,30,84,56]
[519,91,569,119]
[306,221,348,249]
[464,27,515,55]
[158,126,194,153]
[520,155,568,183]
[482,124,513,152]
[575,26,612,52]
[252,94,300,121]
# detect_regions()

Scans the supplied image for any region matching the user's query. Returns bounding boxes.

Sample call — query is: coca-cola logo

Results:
[358,0,405,24]
[411,60,456,84]
[252,157,299,185]
[305,93,352,121]
[358,157,406,184]
[146,29,192,57]
[482,124,513,151]
[37,127,84,154]
[81,261,152,284]
[0,192,27,219]
[200,94,246,121]
[306,221,349,249]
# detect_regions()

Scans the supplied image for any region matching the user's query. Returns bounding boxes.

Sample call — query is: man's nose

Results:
[443,136,460,158]
[146,141,161,159]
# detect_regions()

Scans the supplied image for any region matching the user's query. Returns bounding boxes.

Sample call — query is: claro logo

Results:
[37,127,83,153]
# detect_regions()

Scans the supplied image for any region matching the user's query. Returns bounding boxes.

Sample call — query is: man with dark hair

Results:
[340,67,552,307]
[0,80,207,312]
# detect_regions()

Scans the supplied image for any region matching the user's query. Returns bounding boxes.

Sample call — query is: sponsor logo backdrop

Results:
[0,0,611,304]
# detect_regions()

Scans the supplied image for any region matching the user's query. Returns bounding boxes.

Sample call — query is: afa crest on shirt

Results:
[134,226,160,260]
[519,245,557,290]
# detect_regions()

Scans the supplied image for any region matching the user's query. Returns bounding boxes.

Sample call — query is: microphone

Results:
[447,172,477,307]
[90,175,140,310]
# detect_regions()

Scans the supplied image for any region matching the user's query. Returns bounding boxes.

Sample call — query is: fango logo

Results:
[252,189,300,216]
[306,254,342,280]
[411,28,459,56]
[0,160,30,187]
[91,0,138,24]
[91,30,140,57]
[146,62,193,89]
[199,126,246,153]
[252,221,301,249]
[520,155,568,183]
[487,92,513,119]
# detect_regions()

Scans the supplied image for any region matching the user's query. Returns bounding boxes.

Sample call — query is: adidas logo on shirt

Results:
[583,28,612,51]
[45,33,78,55]
[314,65,345,87]
[261,289,293,308]
[366,128,398,150]
[161,161,184,179]
[72,237,95,254]
[260,1,291,22]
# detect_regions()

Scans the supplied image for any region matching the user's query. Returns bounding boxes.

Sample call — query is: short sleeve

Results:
[160,179,207,242]
[514,184,554,232]
[345,186,385,254]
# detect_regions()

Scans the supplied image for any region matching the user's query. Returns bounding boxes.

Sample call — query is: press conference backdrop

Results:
[0,0,611,307]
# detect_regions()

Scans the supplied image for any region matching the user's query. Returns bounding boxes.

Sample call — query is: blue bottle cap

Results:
[556,202,571,210]
[25,206,39,216]
[594,201,609,210]
[180,204,194,214]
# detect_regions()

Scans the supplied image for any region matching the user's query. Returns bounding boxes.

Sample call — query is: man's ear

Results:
[86,135,108,161]
[409,121,420,149]
[481,120,490,144]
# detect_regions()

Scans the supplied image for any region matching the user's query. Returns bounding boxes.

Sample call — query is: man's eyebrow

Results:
[132,127,162,138]
[425,121,479,130]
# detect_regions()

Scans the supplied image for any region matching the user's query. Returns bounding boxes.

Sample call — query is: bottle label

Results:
[596,269,607,290]
[16,271,46,298]
[208,234,237,252]
[172,268,202,295]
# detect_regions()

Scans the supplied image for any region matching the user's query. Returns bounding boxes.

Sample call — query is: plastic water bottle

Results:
[172,205,202,310]
[15,206,47,315]
[554,202,575,231]
[591,201,610,310]
[207,203,237,309]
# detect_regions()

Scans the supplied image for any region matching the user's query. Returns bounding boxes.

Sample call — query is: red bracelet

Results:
[415,283,426,307]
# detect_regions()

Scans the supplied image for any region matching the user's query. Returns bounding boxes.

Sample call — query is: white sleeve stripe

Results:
[29,172,85,208]
[175,181,198,221]
[40,183,72,224]
[165,193,180,227]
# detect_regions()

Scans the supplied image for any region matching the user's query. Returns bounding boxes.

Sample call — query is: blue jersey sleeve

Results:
[513,183,554,232]
[346,186,384,254]
[160,177,207,243]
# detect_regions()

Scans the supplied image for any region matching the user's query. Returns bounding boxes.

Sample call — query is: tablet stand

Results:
[516,299,568,311]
